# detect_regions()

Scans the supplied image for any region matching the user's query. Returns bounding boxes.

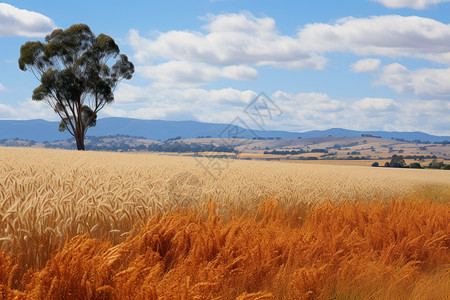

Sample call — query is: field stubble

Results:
[0,147,449,299]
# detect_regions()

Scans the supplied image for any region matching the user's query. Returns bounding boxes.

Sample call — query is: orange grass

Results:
[0,199,448,299]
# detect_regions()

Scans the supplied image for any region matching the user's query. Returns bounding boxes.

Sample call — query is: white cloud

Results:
[4,85,446,135]
[0,3,56,37]
[113,87,350,131]
[137,61,258,88]
[110,84,450,134]
[201,12,275,33]
[373,0,450,9]
[272,91,346,112]
[111,87,346,130]
[3,85,449,135]
[111,84,258,123]
[350,58,381,72]
[0,104,15,118]
[115,83,256,106]
[0,99,57,120]
[378,63,450,98]
[354,97,399,111]
[392,99,450,135]
[298,15,450,64]
[129,12,327,70]
[0,83,5,91]
[128,13,450,89]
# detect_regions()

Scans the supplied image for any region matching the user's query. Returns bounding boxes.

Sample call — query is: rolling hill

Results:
[0,117,449,142]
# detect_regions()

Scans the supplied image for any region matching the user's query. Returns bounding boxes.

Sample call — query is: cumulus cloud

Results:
[3,86,449,135]
[128,12,326,87]
[0,104,15,118]
[128,13,450,88]
[113,85,449,134]
[129,12,327,70]
[111,84,258,123]
[378,63,450,98]
[272,91,346,113]
[0,3,56,37]
[113,86,350,131]
[392,99,450,135]
[298,15,450,64]
[354,97,399,111]
[104,104,197,121]
[350,58,381,72]
[0,83,5,91]
[0,99,57,120]
[137,61,258,88]
[372,0,450,9]
[113,84,347,127]
[115,83,256,106]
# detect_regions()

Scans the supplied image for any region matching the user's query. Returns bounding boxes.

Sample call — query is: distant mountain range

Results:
[1,117,449,143]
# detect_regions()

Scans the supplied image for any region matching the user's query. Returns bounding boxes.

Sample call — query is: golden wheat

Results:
[0,146,449,298]
[0,200,448,299]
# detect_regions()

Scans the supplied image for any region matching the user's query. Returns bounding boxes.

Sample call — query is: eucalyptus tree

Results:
[19,24,134,150]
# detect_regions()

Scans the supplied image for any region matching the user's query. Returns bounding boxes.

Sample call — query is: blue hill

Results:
[0,118,449,142]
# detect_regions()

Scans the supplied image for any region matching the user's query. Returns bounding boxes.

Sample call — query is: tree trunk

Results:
[75,133,85,151]
[74,103,86,151]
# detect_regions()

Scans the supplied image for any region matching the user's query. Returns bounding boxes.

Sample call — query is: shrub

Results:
[384,162,390,167]
[389,154,406,168]
[410,162,421,169]
[428,159,444,169]
[443,164,450,170]
[371,162,379,167]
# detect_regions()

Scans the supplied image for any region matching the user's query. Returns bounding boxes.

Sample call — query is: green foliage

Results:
[444,164,450,170]
[58,120,67,132]
[19,24,134,150]
[371,162,379,167]
[410,162,421,169]
[428,159,444,169]
[389,154,406,168]
[384,162,390,167]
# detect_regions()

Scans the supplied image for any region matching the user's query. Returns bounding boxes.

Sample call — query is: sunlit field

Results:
[0,147,449,299]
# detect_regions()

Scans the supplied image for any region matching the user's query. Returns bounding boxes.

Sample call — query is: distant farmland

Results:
[1,135,450,166]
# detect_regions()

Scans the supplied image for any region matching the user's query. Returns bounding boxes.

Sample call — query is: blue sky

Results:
[1,0,450,135]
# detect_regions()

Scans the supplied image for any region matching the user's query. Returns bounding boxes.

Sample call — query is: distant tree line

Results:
[252,137,283,140]
[147,142,235,153]
[88,134,148,140]
[297,157,319,160]
[372,155,449,170]
[361,134,381,138]
[264,149,306,155]
[263,148,328,155]
[391,137,450,145]
[403,154,437,160]
[166,136,183,142]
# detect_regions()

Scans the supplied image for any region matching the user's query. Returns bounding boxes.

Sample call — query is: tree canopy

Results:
[18,24,134,150]
[389,154,406,168]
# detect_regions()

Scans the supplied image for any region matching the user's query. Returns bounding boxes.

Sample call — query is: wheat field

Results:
[0,146,449,299]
